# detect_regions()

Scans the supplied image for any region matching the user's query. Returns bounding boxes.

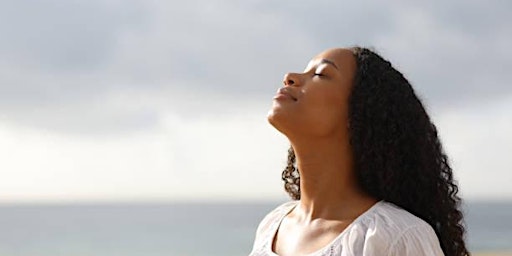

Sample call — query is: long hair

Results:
[281,47,469,256]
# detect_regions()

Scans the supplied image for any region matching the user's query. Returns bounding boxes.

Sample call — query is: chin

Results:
[267,109,279,127]
[267,108,292,136]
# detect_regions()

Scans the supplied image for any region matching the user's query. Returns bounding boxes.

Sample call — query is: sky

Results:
[0,0,511,203]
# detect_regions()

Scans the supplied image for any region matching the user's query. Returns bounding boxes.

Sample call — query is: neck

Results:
[289,134,375,221]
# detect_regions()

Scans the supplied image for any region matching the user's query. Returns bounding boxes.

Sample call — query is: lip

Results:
[274,87,297,101]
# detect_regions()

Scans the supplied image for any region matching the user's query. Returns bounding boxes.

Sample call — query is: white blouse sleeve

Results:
[251,201,296,252]
[387,225,445,256]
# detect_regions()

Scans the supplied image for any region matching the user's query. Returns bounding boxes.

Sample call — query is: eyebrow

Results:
[319,59,339,70]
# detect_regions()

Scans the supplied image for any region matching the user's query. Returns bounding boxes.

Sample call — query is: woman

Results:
[249,47,469,256]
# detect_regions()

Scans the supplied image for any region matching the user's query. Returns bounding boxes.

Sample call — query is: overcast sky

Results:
[0,0,511,203]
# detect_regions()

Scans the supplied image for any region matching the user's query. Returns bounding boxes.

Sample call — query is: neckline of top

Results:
[266,200,384,256]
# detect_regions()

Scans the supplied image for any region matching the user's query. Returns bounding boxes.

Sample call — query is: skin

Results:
[267,48,378,256]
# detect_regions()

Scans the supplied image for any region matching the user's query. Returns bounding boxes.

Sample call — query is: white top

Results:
[249,200,444,256]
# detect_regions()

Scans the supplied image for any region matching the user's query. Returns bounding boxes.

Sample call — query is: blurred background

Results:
[0,0,511,255]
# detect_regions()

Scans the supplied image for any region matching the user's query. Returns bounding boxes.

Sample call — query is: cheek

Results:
[299,89,348,133]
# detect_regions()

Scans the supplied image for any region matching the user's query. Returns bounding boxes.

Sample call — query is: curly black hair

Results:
[281,47,469,256]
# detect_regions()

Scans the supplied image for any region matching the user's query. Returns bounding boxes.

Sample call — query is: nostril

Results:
[283,73,297,86]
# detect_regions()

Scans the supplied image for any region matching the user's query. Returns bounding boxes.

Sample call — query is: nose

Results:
[283,73,299,86]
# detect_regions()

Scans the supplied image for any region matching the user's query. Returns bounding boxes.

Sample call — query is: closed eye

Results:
[314,73,325,77]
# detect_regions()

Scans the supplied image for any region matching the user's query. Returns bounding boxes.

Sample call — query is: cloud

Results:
[0,0,149,70]
[0,0,511,201]
[436,95,512,200]
[0,102,290,202]
[373,1,512,108]
[1,0,510,134]
[0,0,311,134]
[2,92,511,202]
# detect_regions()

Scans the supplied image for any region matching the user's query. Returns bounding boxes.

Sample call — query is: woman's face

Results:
[268,48,357,138]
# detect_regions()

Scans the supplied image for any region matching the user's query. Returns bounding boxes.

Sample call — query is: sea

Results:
[0,201,510,256]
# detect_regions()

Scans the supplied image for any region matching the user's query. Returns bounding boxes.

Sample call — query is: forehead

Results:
[306,48,356,72]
